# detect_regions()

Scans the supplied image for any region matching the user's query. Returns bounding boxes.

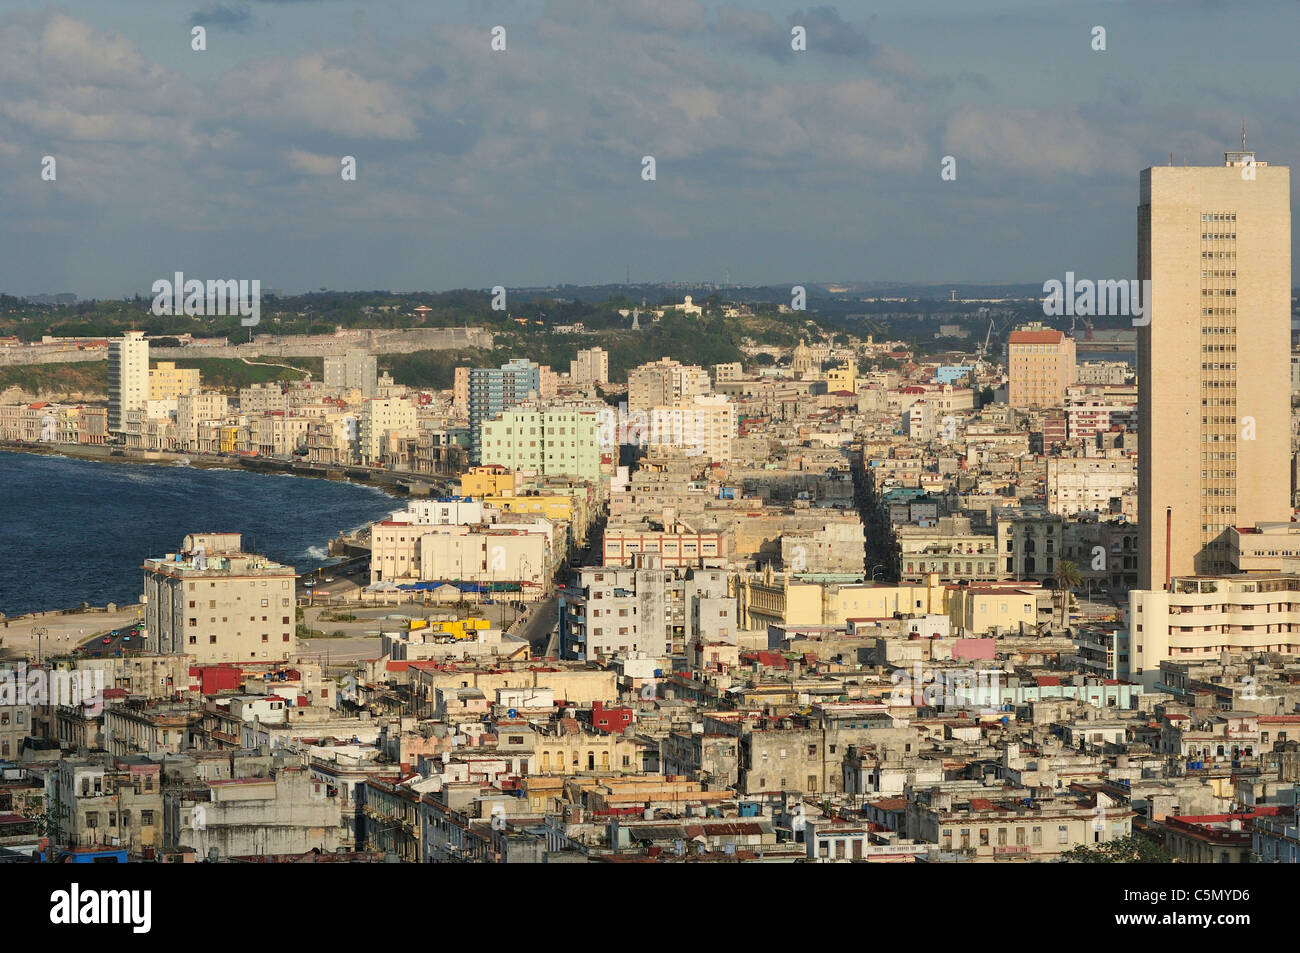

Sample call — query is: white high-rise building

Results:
[108,331,149,436]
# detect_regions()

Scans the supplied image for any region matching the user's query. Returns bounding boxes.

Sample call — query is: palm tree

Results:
[1053,560,1082,628]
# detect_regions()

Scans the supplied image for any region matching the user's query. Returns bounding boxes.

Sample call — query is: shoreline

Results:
[0,440,454,499]
[0,444,389,622]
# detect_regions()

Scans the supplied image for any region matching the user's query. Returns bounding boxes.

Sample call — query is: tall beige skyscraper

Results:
[1138,149,1292,588]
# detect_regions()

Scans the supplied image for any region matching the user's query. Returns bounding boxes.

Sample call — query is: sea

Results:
[0,452,400,617]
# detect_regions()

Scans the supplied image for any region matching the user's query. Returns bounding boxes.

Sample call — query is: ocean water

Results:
[0,452,399,616]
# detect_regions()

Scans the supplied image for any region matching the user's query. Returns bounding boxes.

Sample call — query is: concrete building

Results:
[645,394,735,462]
[46,756,162,855]
[360,396,417,464]
[1139,151,1292,585]
[165,756,348,858]
[602,518,725,569]
[148,361,201,400]
[468,359,546,464]
[627,358,711,412]
[369,521,553,588]
[897,516,997,584]
[176,392,228,451]
[1046,454,1137,517]
[1126,572,1300,686]
[995,513,1064,582]
[559,562,673,661]
[142,533,297,663]
[569,347,609,386]
[324,348,379,398]
[107,330,148,436]
[1007,326,1076,409]
[479,408,602,482]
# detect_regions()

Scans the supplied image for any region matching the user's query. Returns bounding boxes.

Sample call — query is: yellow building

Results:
[733,568,947,631]
[460,465,518,497]
[417,617,489,640]
[219,426,239,453]
[149,361,201,400]
[946,583,1040,635]
[482,492,590,544]
[826,360,857,394]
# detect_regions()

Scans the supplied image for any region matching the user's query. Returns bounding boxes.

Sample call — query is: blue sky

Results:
[0,0,1294,297]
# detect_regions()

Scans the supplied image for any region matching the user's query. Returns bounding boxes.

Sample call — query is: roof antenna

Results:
[1242,118,1247,152]
[1168,151,1173,166]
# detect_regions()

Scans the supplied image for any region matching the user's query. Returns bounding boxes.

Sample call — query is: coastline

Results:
[0,440,454,499]
[0,444,392,625]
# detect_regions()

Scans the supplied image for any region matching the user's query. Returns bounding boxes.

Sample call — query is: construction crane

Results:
[976,317,995,359]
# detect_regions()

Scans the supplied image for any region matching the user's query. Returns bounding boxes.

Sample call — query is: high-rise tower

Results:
[1137,150,1291,587]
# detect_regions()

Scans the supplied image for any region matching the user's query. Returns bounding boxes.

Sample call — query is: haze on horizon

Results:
[0,0,1295,299]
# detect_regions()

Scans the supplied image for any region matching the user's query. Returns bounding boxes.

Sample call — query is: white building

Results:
[646,394,735,462]
[1046,454,1137,517]
[360,396,417,464]
[1126,569,1300,687]
[108,331,149,435]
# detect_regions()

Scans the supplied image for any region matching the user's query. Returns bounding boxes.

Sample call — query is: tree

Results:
[1060,834,1173,863]
[1053,560,1083,627]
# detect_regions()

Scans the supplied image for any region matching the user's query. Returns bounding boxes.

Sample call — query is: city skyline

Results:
[3,1,1300,297]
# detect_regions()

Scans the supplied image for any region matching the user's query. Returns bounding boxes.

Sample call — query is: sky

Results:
[0,0,1295,298]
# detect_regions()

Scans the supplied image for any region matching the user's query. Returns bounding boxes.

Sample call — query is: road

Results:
[513,595,559,657]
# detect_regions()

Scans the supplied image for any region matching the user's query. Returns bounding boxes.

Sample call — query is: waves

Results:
[0,453,395,615]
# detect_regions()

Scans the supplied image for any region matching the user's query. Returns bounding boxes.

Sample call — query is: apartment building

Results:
[569,346,609,386]
[601,518,726,568]
[478,408,602,482]
[45,756,163,855]
[1007,326,1076,409]
[1046,454,1137,518]
[995,513,1064,582]
[627,358,711,412]
[468,359,548,463]
[148,361,201,401]
[176,392,228,450]
[1127,572,1300,686]
[370,521,552,588]
[142,533,297,664]
[107,330,148,435]
[360,396,417,464]
[645,394,735,462]
[324,348,379,398]
[559,563,673,661]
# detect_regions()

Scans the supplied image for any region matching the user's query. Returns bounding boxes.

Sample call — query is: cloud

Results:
[285,149,341,174]
[226,52,421,139]
[192,4,255,33]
